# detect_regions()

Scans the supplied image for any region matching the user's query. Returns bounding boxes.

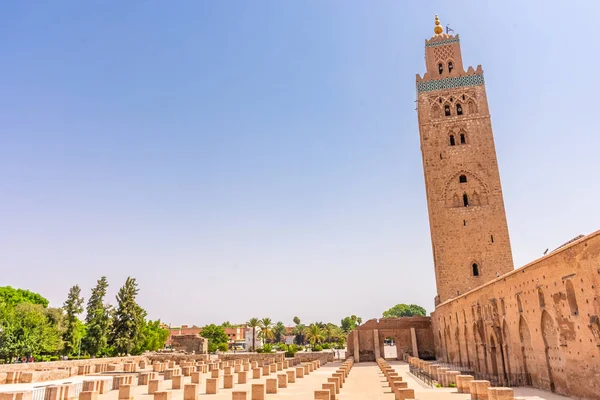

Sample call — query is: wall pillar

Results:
[410,328,419,358]
[373,329,380,360]
[353,329,360,363]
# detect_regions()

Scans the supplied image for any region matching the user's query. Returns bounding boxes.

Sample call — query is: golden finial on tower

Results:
[434,14,443,35]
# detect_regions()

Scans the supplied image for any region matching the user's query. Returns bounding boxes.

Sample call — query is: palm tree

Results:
[258,318,274,344]
[324,324,342,343]
[293,323,306,345]
[293,316,300,325]
[246,318,260,351]
[304,323,325,349]
[273,321,286,343]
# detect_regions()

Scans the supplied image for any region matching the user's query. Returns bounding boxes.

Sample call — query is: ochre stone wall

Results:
[431,231,600,399]
[347,317,434,362]
[416,33,514,305]
[170,334,208,354]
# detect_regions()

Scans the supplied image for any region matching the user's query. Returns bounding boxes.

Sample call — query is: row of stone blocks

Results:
[147,358,313,400]
[313,357,353,400]
[377,358,414,400]
[406,356,516,400]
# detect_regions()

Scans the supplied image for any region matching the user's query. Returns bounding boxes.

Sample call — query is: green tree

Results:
[111,277,146,355]
[134,320,169,353]
[63,285,84,355]
[83,277,111,356]
[246,318,260,351]
[0,286,49,308]
[258,318,274,343]
[293,323,306,345]
[293,316,300,325]
[304,324,325,348]
[200,324,229,353]
[324,323,343,343]
[221,321,233,328]
[382,304,427,318]
[0,303,62,360]
[340,317,357,333]
[273,321,286,343]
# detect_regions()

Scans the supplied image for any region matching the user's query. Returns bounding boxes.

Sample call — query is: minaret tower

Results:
[416,16,514,305]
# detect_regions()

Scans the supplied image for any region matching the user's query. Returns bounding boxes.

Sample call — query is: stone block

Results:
[206,378,218,395]
[469,380,491,400]
[118,385,134,400]
[286,370,296,383]
[269,364,276,373]
[183,384,198,400]
[296,367,304,378]
[251,384,264,400]
[283,360,289,369]
[276,362,283,371]
[172,375,184,390]
[232,392,247,400]
[394,388,415,400]
[303,365,310,375]
[191,372,202,384]
[148,380,160,394]
[237,371,247,384]
[265,378,277,394]
[252,368,261,379]
[234,364,241,373]
[153,391,172,400]
[224,374,234,389]
[322,383,335,400]
[488,388,514,400]
[0,392,32,400]
[98,379,111,395]
[211,369,220,379]
[457,375,474,394]
[277,374,287,388]
[262,365,270,376]
[224,366,232,375]
[78,392,97,400]
[314,391,330,400]
[333,373,344,388]
[327,377,339,394]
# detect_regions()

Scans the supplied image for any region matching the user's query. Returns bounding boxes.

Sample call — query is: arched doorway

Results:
[489,335,499,377]
[384,336,397,359]
[541,311,557,392]
[519,316,533,378]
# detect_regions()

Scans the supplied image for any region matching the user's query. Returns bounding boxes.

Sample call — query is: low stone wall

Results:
[293,352,334,363]
[146,354,210,363]
[219,353,284,363]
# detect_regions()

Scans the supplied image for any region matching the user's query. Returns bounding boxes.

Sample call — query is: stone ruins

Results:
[1,15,598,400]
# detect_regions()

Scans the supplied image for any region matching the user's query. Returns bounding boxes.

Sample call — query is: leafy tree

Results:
[293,316,300,325]
[83,277,111,356]
[200,324,229,353]
[340,317,357,333]
[273,321,286,343]
[221,321,233,328]
[304,324,325,348]
[324,323,343,343]
[382,304,427,318]
[111,277,146,355]
[134,320,169,353]
[246,318,260,351]
[63,285,84,355]
[0,286,49,308]
[258,318,274,343]
[0,303,62,360]
[293,323,306,345]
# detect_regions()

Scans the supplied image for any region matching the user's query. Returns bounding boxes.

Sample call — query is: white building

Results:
[244,327,262,351]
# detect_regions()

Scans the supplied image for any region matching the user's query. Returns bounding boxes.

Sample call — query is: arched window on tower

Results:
[566,280,579,316]
[460,133,466,144]
[463,193,469,207]
[449,135,456,146]
[456,103,463,115]
[472,263,480,277]
[448,61,454,73]
[459,175,467,183]
[438,63,444,75]
[444,104,451,116]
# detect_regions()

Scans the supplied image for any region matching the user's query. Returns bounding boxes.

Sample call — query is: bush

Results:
[218,343,229,352]
[256,348,264,354]
[321,343,331,349]
[312,345,323,352]
[449,383,456,388]
[262,343,274,353]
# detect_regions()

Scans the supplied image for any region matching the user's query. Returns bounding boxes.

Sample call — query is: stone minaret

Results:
[416,16,514,305]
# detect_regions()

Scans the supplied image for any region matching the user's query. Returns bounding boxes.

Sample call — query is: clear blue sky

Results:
[2,1,599,326]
